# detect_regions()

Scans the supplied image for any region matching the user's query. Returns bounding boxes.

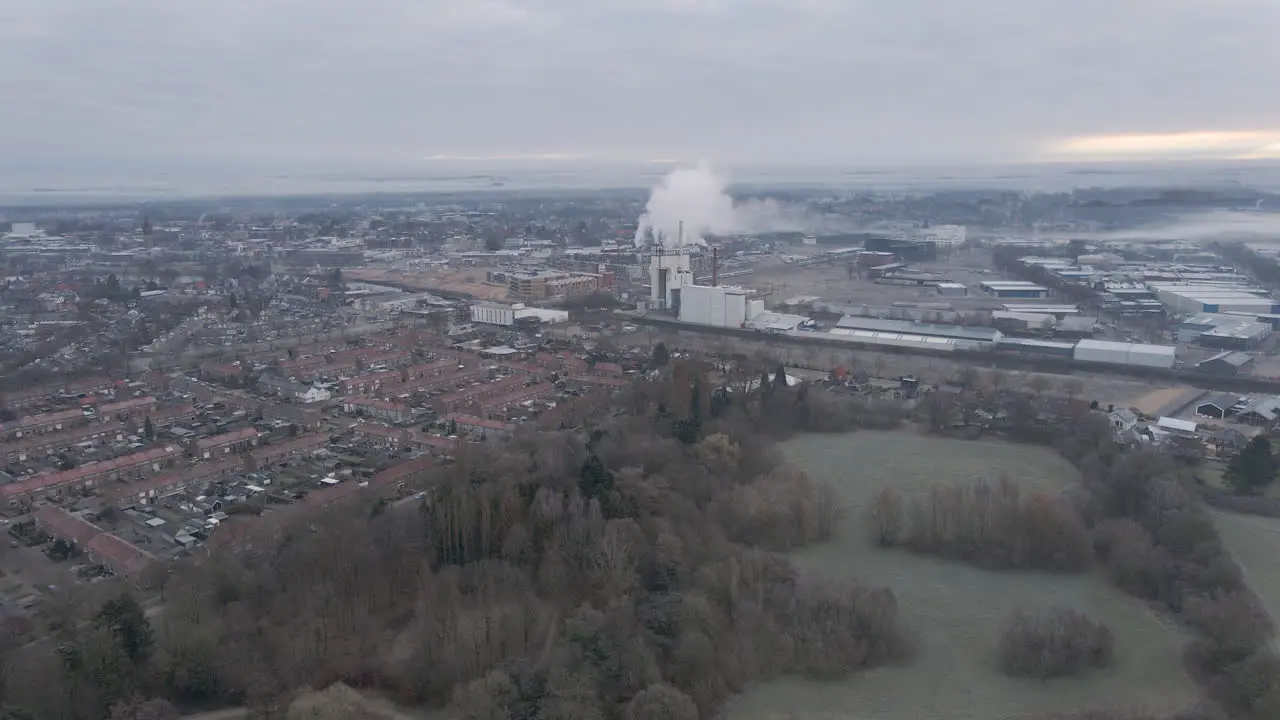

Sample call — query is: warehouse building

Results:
[1175,313,1271,349]
[827,329,958,352]
[1149,284,1278,315]
[1073,339,1176,369]
[834,316,1001,349]
[1195,351,1254,376]
[979,280,1049,299]
[995,338,1076,358]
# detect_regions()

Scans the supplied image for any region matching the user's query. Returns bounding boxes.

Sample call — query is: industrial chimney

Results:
[712,247,718,287]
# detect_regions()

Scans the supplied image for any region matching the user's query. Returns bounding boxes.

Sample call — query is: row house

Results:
[477,384,556,417]
[565,375,630,393]
[33,506,103,549]
[105,457,245,506]
[32,506,162,585]
[97,396,158,422]
[1,421,128,464]
[1,445,183,506]
[369,455,436,491]
[86,532,158,587]
[350,421,406,450]
[591,362,625,378]
[432,375,527,414]
[497,360,551,379]
[350,422,457,454]
[339,359,461,396]
[339,368,405,397]
[1,408,89,441]
[250,433,329,467]
[150,404,199,428]
[343,397,413,424]
[199,361,244,384]
[448,414,516,440]
[192,428,260,459]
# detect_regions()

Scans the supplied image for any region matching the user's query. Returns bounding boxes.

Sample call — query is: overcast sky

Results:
[2,0,1279,177]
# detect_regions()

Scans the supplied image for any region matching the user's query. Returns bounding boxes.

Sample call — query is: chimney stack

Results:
[712,247,719,286]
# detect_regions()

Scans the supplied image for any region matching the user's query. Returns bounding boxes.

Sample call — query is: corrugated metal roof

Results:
[835,316,999,342]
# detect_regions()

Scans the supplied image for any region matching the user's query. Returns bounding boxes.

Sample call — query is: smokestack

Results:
[678,220,684,248]
[712,247,718,286]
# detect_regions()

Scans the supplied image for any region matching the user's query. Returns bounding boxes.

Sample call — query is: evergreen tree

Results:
[773,364,789,390]
[94,592,154,664]
[1226,436,1277,495]
[651,342,670,368]
[579,454,614,499]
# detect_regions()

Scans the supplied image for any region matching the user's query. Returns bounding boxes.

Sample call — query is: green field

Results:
[1212,509,1280,636]
[726,431,1195,720]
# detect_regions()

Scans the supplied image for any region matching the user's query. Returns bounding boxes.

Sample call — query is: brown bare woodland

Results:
[1056,415,1280,720]
[866,479,1092,572]
[0,373,908,720]
[997,607,1114,679]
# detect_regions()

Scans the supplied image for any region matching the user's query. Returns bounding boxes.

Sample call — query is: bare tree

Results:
[866,488,905,546]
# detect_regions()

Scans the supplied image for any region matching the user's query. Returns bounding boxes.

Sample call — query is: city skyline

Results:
[2,0,1279,183]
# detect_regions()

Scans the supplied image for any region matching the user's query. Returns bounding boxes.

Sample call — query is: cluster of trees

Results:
[1224,436,1277,496]
[1,366,910,720]
[1055,414,1280,719]
[865,479,1092,573]
[997,607,1114,679]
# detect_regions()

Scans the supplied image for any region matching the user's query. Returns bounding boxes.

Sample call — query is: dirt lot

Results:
[346,268,509,300]
[738,248,1013,312]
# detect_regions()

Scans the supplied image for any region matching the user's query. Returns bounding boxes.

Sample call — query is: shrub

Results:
[998,607,1114,679]
[871,478,1092,573]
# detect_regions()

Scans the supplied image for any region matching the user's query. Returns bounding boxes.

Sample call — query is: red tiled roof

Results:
[104,457,244,503]
[1,446,182,499]
[86,532,156,577]
[194,427,259,450]
[1,421,127,455]
[448,414,515,432]
[0,408,84,433]
[32,506,102,547]
[98,396,156,414]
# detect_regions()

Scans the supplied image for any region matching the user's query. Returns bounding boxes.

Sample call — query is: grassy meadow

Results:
[1212,509,1280,639]
[726,431,1195,720]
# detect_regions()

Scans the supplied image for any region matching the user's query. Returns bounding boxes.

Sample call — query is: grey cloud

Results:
[0,0,1278,181]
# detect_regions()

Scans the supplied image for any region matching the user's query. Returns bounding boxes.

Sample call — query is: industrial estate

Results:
[3,181,1280,720]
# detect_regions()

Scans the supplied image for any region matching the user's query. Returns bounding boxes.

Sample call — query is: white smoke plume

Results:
[1097,210,1280,243]
[633,161,823,247]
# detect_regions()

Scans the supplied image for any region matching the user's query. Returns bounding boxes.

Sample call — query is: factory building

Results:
[979,280,1050,299]
[1176,314,1271,350]
[936,282,968,297]
[678,284,759,327]
[649,247,695,310]
[1074,339,1176,369]
[1149,284,1278,315]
